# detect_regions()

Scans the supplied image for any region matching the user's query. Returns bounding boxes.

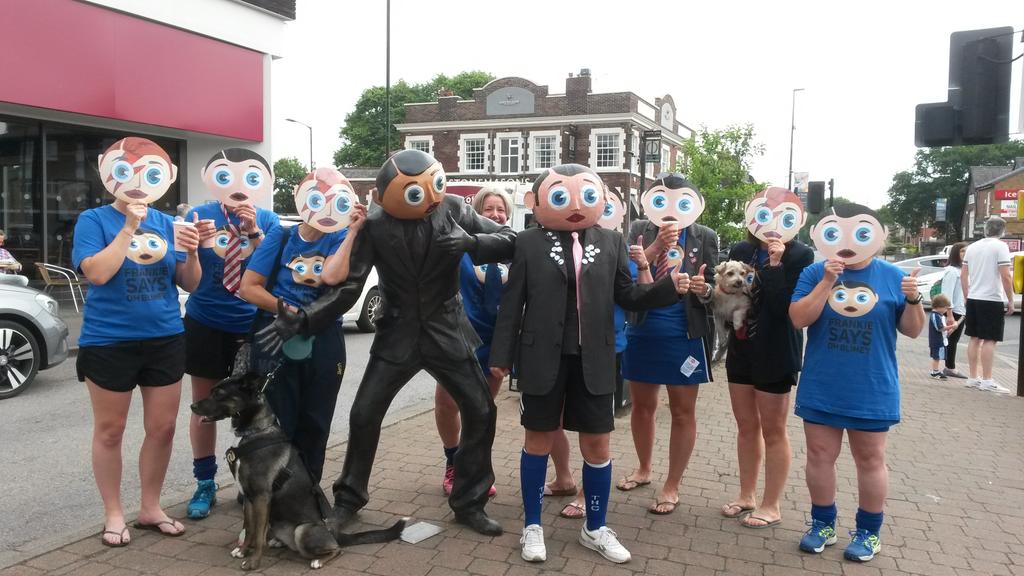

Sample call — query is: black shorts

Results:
[184,315,248,379]
[726,372,797,395]
[964,299,1005,341]
[77,334,186,392]
[520,355,614,434]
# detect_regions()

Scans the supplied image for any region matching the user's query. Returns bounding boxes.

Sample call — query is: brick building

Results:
[395,69,693,217]
[963,159,1024,248]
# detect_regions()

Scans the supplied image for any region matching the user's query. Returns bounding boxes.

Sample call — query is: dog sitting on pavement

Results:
[190,372,406,571]
[708,260,755,362]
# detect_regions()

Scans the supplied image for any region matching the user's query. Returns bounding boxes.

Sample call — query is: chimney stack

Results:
[566,68,592,115]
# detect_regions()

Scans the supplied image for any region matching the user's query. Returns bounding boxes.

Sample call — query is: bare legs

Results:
[88,381,184,544]
[435,371,503,450]
[619,381,699,512]
[967,337,998,381]
[188,376,219,461]
[724,383,792,525]
[803,422,888,514]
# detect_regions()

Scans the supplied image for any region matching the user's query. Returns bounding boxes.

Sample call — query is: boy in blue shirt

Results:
[928,294,955,380]
[183,148,279,519]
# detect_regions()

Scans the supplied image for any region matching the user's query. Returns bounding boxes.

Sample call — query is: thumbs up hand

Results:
[902,267,922,301]
[670,261,690,295]
[689,263,708,298]
[628,234,648,267]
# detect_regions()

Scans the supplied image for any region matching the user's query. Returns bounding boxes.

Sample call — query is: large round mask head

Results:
[525,164,605,231]
[597,185,626,231]
[811,203,887,266]
[294,167,357,233]
[375,149,447,220]
[202,148,273,208]
[641,174,704,228]
[98,137,178,204]
[745,187,806,243]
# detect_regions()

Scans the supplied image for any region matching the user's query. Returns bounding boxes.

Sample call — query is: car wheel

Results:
[0,320,41,400]
[357,288,381,333]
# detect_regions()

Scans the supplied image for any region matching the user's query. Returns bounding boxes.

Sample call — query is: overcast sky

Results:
[270,0,1021,209]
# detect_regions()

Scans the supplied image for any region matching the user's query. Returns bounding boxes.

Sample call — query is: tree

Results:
[885,141,1024,241]
[681,124,766,245]
[333,71,495,168]
[273,157,307,214]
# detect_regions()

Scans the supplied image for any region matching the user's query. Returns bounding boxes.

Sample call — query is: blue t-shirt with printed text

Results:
[246,225,346,309]
[72,205,185,346]
[184,202,280,333]
[792,259,907,422]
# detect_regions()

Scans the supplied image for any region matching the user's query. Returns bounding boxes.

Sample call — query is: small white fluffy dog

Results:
[709,260,754,362]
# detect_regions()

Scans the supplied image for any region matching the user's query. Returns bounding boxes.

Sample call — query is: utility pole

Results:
[787,88,805,190]
[385,0,391,162]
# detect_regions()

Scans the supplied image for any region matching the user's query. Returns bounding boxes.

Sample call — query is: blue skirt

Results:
[622,332,709,385]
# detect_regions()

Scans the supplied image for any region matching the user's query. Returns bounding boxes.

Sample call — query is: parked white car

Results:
[896,253,1022,312]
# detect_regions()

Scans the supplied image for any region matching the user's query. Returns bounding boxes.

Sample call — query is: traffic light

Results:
[914,27,1014,147]
[807,181,825,214]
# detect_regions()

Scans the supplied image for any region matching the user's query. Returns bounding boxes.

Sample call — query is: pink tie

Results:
[571,231,583,344]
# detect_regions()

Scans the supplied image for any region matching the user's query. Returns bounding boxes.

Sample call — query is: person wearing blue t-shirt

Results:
[183,148,280,520]
[73,137,201,546]
[790,204,924,563]
[434,188,512,497]
[238,166,363,482]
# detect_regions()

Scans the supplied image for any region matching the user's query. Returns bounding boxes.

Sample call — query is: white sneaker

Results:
[520,524,546,562]
[579,525,631,564]
[964,378,981,389]
[979,380,1011,395]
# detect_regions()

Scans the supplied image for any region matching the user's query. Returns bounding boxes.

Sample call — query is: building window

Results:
[528,130,560,172]
[595,133,619,168]
[498,136,520,173]
[662,145,671,172]
[459,133,489,173]
[405,136,432,155]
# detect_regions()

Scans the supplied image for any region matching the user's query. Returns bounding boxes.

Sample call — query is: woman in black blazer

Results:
[720,188,813,529]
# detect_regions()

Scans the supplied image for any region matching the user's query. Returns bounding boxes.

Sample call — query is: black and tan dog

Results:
[191,373,406,570]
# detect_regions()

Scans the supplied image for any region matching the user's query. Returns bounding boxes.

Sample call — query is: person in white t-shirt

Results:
[961,217,1014,394]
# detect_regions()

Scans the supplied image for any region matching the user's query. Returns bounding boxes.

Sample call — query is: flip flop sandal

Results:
[132,519,185,537]
[741,515,782,529]
[615,477,652,492]
[559,502,586,519]
[100,526,130,548]
[648,500,679,515]
[544,484,579,497]
[721,503,755,518]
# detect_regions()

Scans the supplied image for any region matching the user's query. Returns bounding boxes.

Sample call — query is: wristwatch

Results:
[906,293,923,305]
[703,284,713,298]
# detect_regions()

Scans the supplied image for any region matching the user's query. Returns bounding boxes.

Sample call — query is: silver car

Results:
[0,279,70,399]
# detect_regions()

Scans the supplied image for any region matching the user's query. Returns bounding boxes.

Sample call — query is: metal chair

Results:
[34,263,87,313]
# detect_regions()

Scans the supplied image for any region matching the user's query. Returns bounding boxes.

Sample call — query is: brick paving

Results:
[3,335,1022,576]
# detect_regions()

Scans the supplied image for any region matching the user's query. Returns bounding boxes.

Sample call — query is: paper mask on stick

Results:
[597,185,626,231]
[294,167,357,233]
[98,137,177,204]
[374,149,447,220]
[525,163,606,231]
[811,203,887,266]
[202,148,273,208]
[641,174,704,228]
[828,280,878,317]
[745,187,806,243]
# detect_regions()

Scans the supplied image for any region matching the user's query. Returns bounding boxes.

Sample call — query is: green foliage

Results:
[682,124,766,245]
[333,71,495,168]
[273,157,307,214]
[885,141,1024,241]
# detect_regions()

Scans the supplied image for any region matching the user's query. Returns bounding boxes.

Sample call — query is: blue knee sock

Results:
[811,503,837,527]
[582,459,612,532]
[520,450,548,527]
[855,508,884,536]
[444,446,458,467]
[193,455,217,482]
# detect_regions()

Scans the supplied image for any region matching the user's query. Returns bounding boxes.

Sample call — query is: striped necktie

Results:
[221,204,242,294]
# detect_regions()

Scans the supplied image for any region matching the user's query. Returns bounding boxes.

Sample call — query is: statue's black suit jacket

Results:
[301,194,515,362]
[490,225,681,397]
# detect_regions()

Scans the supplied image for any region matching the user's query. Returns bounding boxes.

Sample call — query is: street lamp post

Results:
[285,118,313,171]
[787,88,805,191]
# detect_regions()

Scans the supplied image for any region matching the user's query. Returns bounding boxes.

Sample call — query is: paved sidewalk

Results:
[3,335,1022,576]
